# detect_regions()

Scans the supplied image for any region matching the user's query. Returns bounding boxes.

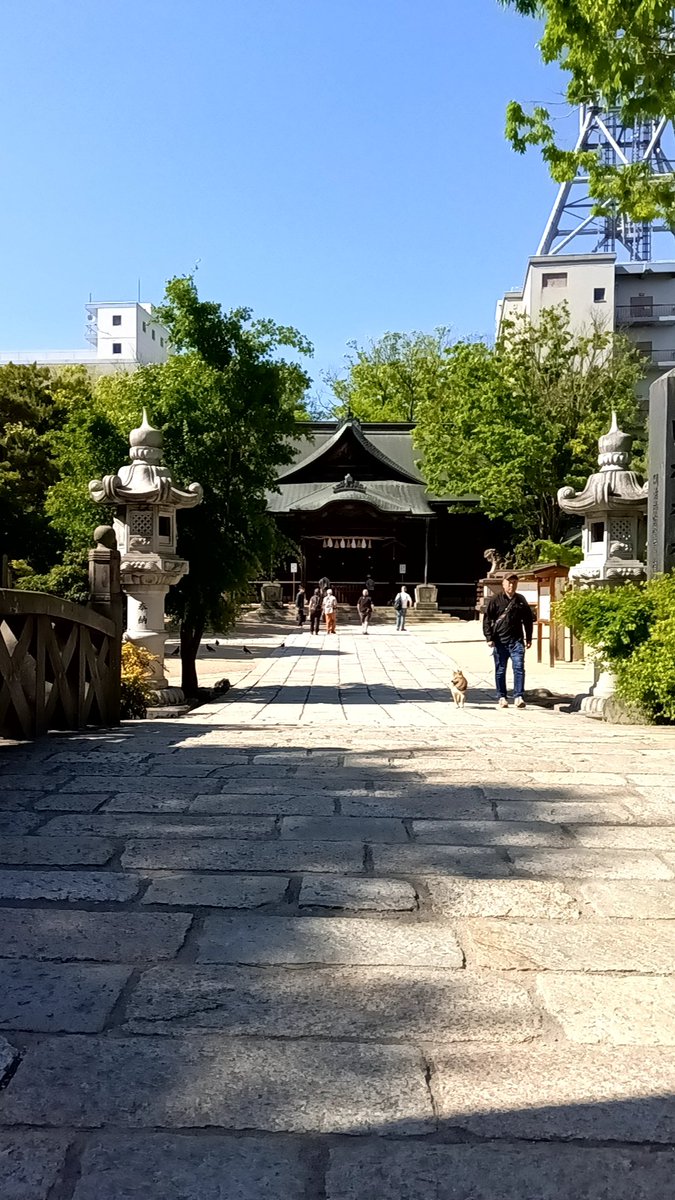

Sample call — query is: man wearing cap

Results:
[483,573,533,709]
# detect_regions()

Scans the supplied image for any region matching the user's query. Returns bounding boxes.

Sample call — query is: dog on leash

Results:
[450,669,468,707]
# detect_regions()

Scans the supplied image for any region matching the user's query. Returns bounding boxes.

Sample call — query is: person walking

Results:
[357,588,373,634]
[322,587,338,635]
[295,585,306,628]
[393,584,412,631]
[308,588,322,635]
[483,572,533,709]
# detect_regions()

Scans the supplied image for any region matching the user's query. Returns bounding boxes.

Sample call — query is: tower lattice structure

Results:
[537,105,675,261]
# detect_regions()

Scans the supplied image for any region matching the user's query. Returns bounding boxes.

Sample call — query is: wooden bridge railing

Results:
[0,536,123,740]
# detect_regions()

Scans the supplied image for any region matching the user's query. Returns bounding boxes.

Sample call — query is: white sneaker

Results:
[497,697,508,709]
[514,696,526,709]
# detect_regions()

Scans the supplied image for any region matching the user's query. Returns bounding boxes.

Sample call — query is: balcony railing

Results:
[649,349,675,365]
[616,303,675,322]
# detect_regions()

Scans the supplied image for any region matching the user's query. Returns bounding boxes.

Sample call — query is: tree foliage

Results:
[329,329,453,423]
[414,305,645,544]
[0,363,67,570]
[501,0,675,221]
[43,276,312,694]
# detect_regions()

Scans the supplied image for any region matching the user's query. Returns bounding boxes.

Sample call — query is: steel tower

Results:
[537,106,675,261]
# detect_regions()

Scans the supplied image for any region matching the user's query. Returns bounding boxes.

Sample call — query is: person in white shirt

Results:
[393,584,412,631]
[322,588,338,634]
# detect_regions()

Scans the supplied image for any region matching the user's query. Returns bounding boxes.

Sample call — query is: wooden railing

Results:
[0,537,123,740]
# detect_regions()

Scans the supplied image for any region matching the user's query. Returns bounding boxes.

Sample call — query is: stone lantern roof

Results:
[557,413,648,516]
[89,410,203,509]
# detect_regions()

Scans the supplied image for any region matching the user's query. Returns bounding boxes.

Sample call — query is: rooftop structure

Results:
[0,301,170,372]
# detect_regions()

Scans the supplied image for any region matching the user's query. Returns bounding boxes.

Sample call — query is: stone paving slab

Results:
[578,880,675,918]
[537,974,675,1044]
[0,837,116,866]
[325,1140,675,1200]
[197,914,464,967]
[33,793,108,812]
[38,814,276,839]
[0,1132,69,1200]
[460,918,675,972]
[340,792,489,819]
[299,876,417,911]
[427,1043,675,1141]
[187,792,337,816]
[508,849,674,879]
[0,813,43,836]
[411,820,568,847]
[424,877,581,919]
[0,1034,434,1133]
[495,800,638,824]
[72,1134,312,1200]
[280,816,408,842]
[0,1035,18,1081]
[0,909,192,961]
[124,964,540,1042]
[142,872,291,908]
[0,870,142,903]
[371,844,509,876]
[0,961,130,1032]
[122,839,366,874]
[572,825,675,850]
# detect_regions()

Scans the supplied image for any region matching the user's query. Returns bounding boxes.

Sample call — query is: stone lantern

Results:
[89,411,203,705]
[557,412,648,716]
[558,412,648,586]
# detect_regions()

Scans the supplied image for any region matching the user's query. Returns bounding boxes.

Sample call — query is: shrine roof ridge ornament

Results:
[89,409,203,509]
[333,473,366,494]
[558,411,648,516]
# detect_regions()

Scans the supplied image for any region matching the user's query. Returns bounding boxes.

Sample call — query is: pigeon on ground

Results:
[214,639,220,646]
[214,678,231,693]
[242,646,252,655]
[206,644,216,652]
[170,647,180,657]
[280,642,285,648]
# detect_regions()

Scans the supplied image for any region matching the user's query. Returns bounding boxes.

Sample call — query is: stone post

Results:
[88,525,124,722]
[647,369,675,577]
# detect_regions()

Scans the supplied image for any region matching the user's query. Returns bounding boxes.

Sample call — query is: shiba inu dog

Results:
[450,670,468,707]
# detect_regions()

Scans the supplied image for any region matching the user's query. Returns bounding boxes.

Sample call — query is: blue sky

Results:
[0,0,568,402]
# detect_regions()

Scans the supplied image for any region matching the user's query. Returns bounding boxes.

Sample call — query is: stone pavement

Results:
[2,623,675,1197]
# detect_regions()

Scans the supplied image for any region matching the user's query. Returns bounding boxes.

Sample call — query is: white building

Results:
[0,301,170,373]
[496,255,675,406]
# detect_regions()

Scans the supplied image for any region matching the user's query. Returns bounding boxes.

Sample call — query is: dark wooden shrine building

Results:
[267,419,499,614]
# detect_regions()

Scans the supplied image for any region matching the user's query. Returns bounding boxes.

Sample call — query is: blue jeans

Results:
[492,639,525,700]
[396,608,407,630]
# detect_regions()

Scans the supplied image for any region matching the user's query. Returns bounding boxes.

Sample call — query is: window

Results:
[112,342,122,354]
[635,340,653,357]
[112,314,122,326]
[160,337,164,347]
[594,287,606,303]
[152,329,156,340]
[542,272,567,288]
[591,521,605,544]
[142,321,147,332]
[158,516,171,540]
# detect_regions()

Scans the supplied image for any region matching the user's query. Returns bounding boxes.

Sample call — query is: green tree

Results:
[45,276,312,695]
[502,0,675,221]
[0,363,72,572]
[329,329,453,422]
[414,305,645,545]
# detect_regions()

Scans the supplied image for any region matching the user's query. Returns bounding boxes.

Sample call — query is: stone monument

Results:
[558,412,648,586]
[89,411,203,707]
[647,369,675,577]
[558,412,648,717]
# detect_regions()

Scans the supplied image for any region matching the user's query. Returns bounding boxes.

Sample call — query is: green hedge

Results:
[555,573,675,724]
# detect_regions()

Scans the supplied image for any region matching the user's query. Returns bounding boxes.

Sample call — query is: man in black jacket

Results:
[483,573,534,709]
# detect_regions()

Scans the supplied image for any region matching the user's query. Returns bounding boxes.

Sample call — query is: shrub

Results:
[120,641,157,720]
[514,537,583,569]
[555,573,675,723]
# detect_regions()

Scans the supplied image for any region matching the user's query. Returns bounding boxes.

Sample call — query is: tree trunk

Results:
[180,622,204,697]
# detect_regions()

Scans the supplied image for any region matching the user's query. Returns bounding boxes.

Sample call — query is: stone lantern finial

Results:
[598,411,633,471]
